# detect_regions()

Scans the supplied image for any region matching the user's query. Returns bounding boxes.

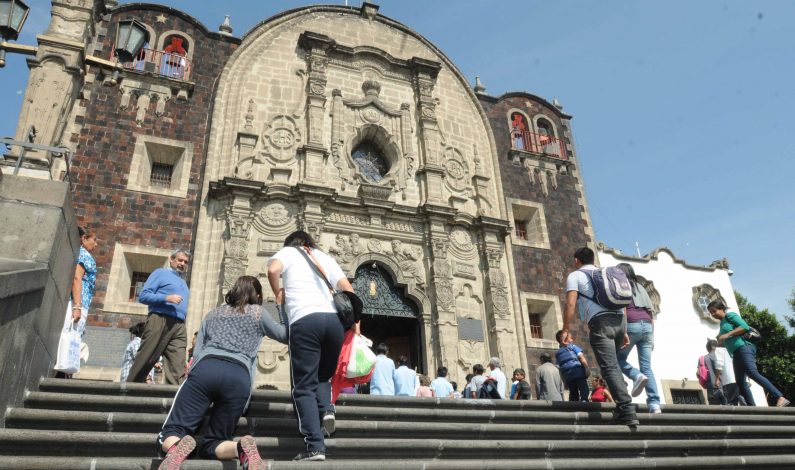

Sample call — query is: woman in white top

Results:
[267,230,357,462]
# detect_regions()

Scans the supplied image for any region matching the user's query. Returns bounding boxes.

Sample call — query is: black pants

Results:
[567,377,590,402]
[159,356,250,459]
[289,312,344,453]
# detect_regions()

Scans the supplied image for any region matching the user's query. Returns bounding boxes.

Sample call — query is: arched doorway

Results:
[353,263,424,373]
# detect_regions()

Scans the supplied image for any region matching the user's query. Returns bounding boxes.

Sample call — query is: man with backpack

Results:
[562,247,638,426]
[700,340,723,405]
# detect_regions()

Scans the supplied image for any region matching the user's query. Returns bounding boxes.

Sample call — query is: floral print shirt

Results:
[76,246,96,309]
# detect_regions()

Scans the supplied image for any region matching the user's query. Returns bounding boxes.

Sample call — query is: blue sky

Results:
[2,1,793,323]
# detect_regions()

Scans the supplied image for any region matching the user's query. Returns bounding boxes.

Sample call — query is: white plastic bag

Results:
[53,302,82,374]
[54,325,81,374]
[346,334,376,379]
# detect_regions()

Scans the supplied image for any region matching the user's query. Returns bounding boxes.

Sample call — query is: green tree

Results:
[788,288,795,330]
[735,291,795,404]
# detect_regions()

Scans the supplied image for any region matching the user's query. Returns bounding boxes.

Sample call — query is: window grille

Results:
[150,162,173,187]
[514,220,528,240]
[529,313,543,339]
[129,271,150,301]
[671,389,704,405]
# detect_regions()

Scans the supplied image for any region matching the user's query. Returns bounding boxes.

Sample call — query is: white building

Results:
[597,243,767,406]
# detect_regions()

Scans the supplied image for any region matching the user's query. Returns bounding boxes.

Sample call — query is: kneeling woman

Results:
[157,276,287,470]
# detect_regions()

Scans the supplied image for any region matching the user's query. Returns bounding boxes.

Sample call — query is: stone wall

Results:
[479,93,598,380]
[0,174,80,425]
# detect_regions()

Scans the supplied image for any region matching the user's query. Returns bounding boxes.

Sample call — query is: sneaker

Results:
[238,435,262,470]
[631,374,648,397]
[293,450,326,461]
[158,435,196,470]
[648,403,661,414]
[776,397,791,407]
[322,411,336,437]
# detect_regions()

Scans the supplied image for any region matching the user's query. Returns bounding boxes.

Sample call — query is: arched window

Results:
[351,142,389,182]
[509,112,529,150]
[692,284,726,322]
[161,34,190,79]
[535,117,559,156]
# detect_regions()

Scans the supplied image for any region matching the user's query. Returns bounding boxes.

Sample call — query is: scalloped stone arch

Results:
[347,251,431,320]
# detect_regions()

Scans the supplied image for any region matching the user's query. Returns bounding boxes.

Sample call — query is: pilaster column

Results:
[427,215,458,371]
[298,32,334,184]
[410,57,444,205]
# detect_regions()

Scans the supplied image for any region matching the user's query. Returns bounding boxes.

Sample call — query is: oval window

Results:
[352,142,389,182]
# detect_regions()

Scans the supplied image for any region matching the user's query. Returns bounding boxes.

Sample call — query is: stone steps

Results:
[2,455,794,470]
[9,407,795,440]
[1,379,794,468]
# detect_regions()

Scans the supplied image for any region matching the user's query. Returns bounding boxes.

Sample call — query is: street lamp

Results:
[114,18,148,63]
[0,0,30,67]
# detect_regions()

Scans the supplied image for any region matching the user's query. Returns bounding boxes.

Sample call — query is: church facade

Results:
[5,1,595,388]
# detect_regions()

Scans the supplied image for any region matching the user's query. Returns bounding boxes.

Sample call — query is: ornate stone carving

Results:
[258,202,294,227]
[262,115,302,163]
[244,98,256,131]
[390,239,425,287]
[453,261,476,280]
[328,212,370,226]
[328,233,363,270]
[223,204,253,289]
[435,279,454,309]
[222,257,246,289]
[257,341,289,373]
[450,226,475,254]
[442,147,471,194]
[384,220,423,233]
[367,238,383,253]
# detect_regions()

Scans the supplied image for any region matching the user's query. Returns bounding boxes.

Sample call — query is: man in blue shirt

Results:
[430,366,454,398]
[369,343,395,395]
[393,355,417,396]
[127,249,190,385]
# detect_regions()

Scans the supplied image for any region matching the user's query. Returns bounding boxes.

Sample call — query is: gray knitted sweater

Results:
[191,303,288,395]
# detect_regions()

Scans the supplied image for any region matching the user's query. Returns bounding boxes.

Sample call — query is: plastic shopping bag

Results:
[54,324,81,374]
[345,334,376,379]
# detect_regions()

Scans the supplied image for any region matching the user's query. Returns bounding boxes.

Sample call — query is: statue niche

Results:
[330,80,415,196]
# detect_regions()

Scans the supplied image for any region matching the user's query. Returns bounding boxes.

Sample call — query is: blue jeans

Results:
[616,321,660,406]
[732,344,783,406]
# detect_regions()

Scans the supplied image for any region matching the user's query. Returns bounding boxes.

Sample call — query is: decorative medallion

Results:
[360,107,382,124]
[450,227,474,252]
[259,202,293,227]
[225,238,248,259]
[442,148,470,193]
[435,279,455,309]
[492,292,510,313]
[367,238,383,253]
[262,115,301,163]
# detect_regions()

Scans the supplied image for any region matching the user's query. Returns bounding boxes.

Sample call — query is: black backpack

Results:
[478,378,502,399]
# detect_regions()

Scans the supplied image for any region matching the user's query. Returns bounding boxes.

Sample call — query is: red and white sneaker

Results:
[238,435,262,470]
[158,435,196,470]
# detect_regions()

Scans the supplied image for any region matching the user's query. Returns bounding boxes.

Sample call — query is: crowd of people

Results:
[51,228,790,466]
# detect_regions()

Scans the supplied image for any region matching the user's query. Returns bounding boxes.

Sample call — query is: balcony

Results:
[510,130,567,160]
[111,47,193,81]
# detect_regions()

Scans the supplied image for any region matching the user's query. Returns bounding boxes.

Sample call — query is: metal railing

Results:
[0,126,73,187]
[510,130,567,160]
[113,47,192,81]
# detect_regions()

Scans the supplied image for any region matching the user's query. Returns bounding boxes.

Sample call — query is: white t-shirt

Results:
[488,367,507,399]
[714,346,736,385]
[270,246,347,325]
[565,265,622,323]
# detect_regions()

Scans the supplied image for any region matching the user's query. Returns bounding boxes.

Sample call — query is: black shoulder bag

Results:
[295,247,362,330]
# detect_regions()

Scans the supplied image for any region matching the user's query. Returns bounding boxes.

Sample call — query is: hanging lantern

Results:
[114,18,148,63]
[0,0,30,42]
